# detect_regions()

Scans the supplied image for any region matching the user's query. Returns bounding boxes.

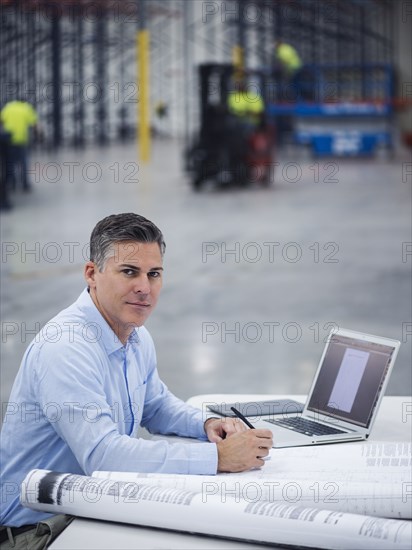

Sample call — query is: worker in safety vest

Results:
[275,40,302,76]
[0,100,38,192]
[0,126,12,210]
[226,82,266,185]
[274,40,304,101]
[227,83,264,127]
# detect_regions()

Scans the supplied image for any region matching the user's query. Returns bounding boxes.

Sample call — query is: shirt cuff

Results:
[189,409,212,440]
[187,441,218,475]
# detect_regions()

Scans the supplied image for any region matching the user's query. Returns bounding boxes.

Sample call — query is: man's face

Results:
[85,241,163,343]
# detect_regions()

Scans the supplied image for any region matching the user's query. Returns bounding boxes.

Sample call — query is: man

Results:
[226,81,266,185]
[0,125,12,210]
[0,99,38,192]
[227,82,265,127]
[0,213,272,548]
[274,40,303,101]
[274,40,302,78]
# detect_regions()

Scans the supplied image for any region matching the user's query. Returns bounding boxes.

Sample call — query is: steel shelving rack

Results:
[0,0,396,155]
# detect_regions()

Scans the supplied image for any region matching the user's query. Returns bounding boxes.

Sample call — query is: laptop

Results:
[253,327,400,448]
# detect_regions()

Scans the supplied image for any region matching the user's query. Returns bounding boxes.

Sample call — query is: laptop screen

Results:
[307,333,396,428]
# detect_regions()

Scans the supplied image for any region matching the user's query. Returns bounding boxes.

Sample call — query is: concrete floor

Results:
[1,139,411,422]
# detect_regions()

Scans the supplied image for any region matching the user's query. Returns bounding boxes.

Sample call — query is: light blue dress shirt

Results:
[0,289,218,527]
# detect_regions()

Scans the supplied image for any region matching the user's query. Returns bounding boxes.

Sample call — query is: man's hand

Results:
[216,429,273,472]
[204,417,247,443]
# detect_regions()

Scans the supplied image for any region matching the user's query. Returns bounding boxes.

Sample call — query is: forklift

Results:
[185,63,274,191]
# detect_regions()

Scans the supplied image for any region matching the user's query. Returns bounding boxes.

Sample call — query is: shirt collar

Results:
[76,288,140,355]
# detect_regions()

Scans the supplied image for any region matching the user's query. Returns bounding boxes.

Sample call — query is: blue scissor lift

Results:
[266,64,394,157]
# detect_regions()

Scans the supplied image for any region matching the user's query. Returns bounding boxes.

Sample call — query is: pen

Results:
[230,407,255,429]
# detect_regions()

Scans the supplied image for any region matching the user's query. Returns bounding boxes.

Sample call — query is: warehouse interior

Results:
[1,0,411,421]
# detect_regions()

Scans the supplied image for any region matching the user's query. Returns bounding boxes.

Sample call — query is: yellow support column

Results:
[137,29,150,162]
[232,45,244,80]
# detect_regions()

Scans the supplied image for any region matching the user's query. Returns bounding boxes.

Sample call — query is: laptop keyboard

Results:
[265,416,347,436]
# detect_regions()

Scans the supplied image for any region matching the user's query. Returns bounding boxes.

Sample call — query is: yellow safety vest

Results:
[0,101,38,145]
[227,90,264,122]
[276,43,302,74]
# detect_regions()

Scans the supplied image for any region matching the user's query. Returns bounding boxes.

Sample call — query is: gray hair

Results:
[90,213,166,271]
